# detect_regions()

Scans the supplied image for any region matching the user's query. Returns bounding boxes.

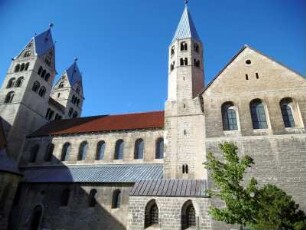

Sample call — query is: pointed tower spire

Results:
[172,5,200,42]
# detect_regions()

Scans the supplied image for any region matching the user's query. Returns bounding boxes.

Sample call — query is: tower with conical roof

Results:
[0,27,56,159]
[50,60,84,118]
[164,4,206,180]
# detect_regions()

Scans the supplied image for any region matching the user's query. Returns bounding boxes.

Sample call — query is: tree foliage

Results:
[204,142,306,230]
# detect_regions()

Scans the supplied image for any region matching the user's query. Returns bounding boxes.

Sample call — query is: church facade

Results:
[0,5,305,230]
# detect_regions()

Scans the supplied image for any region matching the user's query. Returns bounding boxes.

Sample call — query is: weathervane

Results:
[185,0,189,5]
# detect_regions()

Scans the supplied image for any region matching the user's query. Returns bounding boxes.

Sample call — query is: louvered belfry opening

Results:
[144,200,159,228]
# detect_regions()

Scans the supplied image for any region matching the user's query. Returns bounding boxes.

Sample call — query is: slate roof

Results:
[21,164,163,183]
[33,29,54,56]
[172,6,200,42]
[29,111,164,137]
[66,61,82,87]
[130,179,208,197]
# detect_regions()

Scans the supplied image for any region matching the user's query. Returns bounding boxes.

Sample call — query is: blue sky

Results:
[0,0,305,117]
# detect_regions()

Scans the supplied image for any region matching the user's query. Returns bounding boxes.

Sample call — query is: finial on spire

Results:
[49,23,54,28]
[74,57,78,62]
[184,0,189,5]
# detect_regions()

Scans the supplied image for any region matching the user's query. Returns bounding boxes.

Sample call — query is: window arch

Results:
[38,66,43,75]
[250,99,268,129]
[171,46,175,55]
[221,102,238,130]
[44,143,54,162]
[4,91,15,103]
[32,81,40,92]
[20,63,25,71]
[15,77,24,87]
[78,141,88,161]
[25,62,29,70]
[181,200,196,229]
[114,139,124,160]
[73,111,78,118]
[112,189,121,208]
[38,86,46,97]
[144,199,159,228]
[29,144,39,163]
[61,143,71,161]
[134,138,144,159]
[180,41,187,51]
[96,141,106,160]
[194,43,199,53]
[7,78,15,88]
[60,188,70,206]
[59,81,64,88]
[30,205,43,230]
[41,70,46,79]
[45,73,50,81]
[280,98,295,128]
[24,51,31,57]
[155,138,164,159]
[14,64,20,72]
[88,189,97,207]
[182,164,189,174]
[68,108,73,117]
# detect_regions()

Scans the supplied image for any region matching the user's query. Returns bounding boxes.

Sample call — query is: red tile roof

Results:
[29,111,164,137]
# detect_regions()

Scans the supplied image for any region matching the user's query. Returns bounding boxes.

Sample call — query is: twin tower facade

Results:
[1,5,306,230]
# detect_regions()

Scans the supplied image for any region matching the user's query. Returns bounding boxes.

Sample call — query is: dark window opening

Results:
[222,102,238,130]
[88,189,97,207]
[256,73,259,79]
[280,98,295,128]
[181,201,196,229]
[145,200,159,228]
[180,42,187,51]
[15,77,24,87]
[61,143,71,161]
[32,81,40,92]
[30,205,43,230]
[155,138,164,159]
[182,164,189,174]
[7,78,16,88]
[78,141,88,161]
[245,74,249,80]
[112,190,121,209]
[250,99,268,129]
[114,140,124,160]
[246,59,252,65]
[44,143,54,162]
[96,141,106,160]
[4,91,14,103]
[134,139,144,159]
[194,43,199,53]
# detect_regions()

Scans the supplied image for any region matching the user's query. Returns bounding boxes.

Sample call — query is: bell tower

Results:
[164,4,207,180]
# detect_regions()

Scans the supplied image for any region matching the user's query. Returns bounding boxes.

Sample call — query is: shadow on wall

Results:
[8,151,127,230]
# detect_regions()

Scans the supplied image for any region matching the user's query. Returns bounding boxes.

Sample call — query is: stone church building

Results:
[0,4,305,230]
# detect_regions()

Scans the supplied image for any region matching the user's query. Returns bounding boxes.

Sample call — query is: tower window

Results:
[134,138,144,159]
[184,58,188,65]
[7,78,16,88]
[245,74,249,80]
[155,138,164,159]
[96,141,106,160]
[171,46,175,55]
[114,139,124,160]
[280,98,295,128]
[68,108,73,117]
[38,86,46,97]
[23,51,31,58]
[76,87,80,94]
[25,62,29,71]
[15,77,24,87]
[57,93,60,98]
[182,164,189,174]
[14,64,20,72]
[73,111,78,118]
[32,81,40,92]
[88,189,97,207]
[145,200,159,228]
[59,82,64,88]
[194,43,199,53]
[45,73,50,81]
[4,91,15,103]
[250,99,268,129]
[38,66,43,75]
[41,70,46,79]
[256,73,259,79]
[221,102,238,130]
[112,189,121,208]
[180,42,187,51]
[194,59,200,67]
[78,141,88,161]
[170,62,175,71]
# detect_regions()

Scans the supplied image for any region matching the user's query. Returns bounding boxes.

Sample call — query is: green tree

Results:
[204,142,306,230]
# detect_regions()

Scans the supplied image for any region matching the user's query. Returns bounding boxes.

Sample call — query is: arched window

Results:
[61,143,71,161]
[144,200,159,228]
[96,141,106,160]
[194,43,199,53]
[134,138,144,159]
[221,102,238,130]
[60,188,70,206]
[180,42,187,51]
[29,144,39,163]
[171,46,175,55]
[114,140,124,160]
[184,58,188,65]
[14,64,20,72]
[280,98,295,128]
[180,58,184,66]
[88,189,97,207]
[77,99,80,106]
[73,111,78,118]
[38,66,43,75]
[182,164,189,174]
[32,81,40,92]
[30,205,43,230]
[59,82,64,88]
[45,73,50,81]
[15,77,24,87]
[41,70,46,79]
[112,189,121,208]
[38,86,46,97]
[4,91,15,103]
[76,87,80,94]
[44,143,54,162]
[20,63,25,71]
[78,141,88,161]
[23,51,31,57]
[250,99,268,129]
[25,62,29,70]
[181,201,196,229]
[68,108,73,117]
[155,138,164,159]
[7,78,15,88]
